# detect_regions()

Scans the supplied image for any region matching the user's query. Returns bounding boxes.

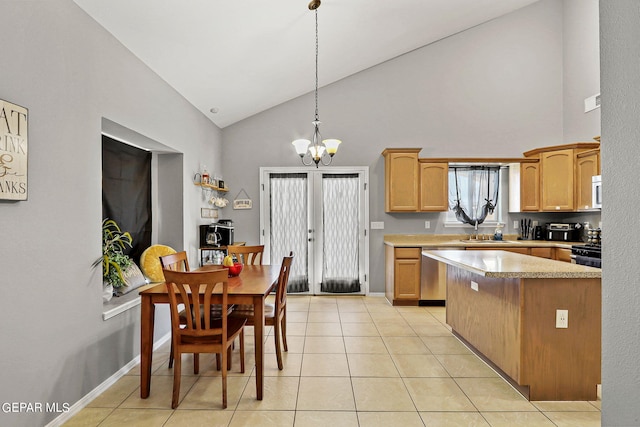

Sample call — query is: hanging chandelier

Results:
[292,0,342,167]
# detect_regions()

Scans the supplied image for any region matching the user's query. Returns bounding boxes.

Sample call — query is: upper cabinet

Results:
[520,161,540,211]
[419,161,449,211]
[382,149,420,212]
[383,142,600,214]
[541,148,576,211]
[382,149,449,213]
[523,142,600,212]
[576,149,601,210]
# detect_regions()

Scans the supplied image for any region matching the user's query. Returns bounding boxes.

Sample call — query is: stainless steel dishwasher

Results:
[420,248,457,305]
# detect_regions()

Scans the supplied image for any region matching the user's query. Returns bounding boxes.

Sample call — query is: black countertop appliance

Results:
[545,223,579,242]
[214,219,234,246]
[199,219,234,247]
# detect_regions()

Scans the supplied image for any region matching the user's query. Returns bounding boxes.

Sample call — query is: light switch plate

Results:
[370,221,384,230]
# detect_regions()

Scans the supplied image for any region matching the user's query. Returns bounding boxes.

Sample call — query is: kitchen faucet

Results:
[470,220,479,240]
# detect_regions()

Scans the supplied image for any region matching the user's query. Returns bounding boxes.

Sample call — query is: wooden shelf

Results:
[195,182,228,192]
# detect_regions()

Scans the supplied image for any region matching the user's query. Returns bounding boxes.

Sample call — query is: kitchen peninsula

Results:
[423,249,601,401]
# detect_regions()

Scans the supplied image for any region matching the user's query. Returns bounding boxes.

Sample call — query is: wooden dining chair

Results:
[159,251,190,272]
[160,252,231,372]
[160,252,190,369]
[163,268,246,409]
[227,245,265,265]
[230,252,293,370]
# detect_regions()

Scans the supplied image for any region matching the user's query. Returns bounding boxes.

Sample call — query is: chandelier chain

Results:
[314,9,319,121]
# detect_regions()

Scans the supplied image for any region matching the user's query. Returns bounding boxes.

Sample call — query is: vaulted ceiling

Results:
[74,0,539,128]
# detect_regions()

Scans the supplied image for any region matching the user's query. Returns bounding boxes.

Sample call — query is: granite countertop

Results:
[384,234,579,249]
[422,249,601,279]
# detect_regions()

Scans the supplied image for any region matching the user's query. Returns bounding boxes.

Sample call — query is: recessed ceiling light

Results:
[209,107,219,114]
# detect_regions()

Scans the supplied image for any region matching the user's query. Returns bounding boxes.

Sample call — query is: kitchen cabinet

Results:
[530,247,553,259]
[385,246,421,305]
[554,247,572,263]
[382,149,421,212]
[419,161,449,211]
[523,143,600,212]
[431,250,601,401]
[520,161,540,211]
[540,149,575,211]
[576,149,600,210]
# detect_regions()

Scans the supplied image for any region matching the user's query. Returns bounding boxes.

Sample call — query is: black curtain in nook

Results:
[102,136,152,264]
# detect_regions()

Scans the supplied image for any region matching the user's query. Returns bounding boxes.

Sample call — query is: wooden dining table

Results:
[139,264,280,400]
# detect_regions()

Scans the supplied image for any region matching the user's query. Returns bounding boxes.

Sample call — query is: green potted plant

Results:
[97,218,133,301]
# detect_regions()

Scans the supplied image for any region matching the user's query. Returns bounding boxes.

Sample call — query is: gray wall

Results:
[600,2,640,425]
[0,1,222,426]
[222,0,600,294]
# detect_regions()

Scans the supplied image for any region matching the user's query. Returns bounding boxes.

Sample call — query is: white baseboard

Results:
[45,332,171,427]
[367,292,385,297]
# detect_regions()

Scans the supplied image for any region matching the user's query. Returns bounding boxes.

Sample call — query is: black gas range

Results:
[571,244,601,268]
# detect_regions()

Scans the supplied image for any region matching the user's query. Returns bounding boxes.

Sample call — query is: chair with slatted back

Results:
[159,251,190,272]
[230,252,293,370]
[160,252,190,369]
[163,268,246,409]
[227,245,264,265]
[160,252,230,372]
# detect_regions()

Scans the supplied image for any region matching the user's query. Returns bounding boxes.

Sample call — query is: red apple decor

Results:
[226,262,243,277]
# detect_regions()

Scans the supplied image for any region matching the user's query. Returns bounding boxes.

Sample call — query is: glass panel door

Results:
[260,167,369,295]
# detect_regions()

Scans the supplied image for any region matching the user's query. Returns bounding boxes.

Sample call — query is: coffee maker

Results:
[199,220,234,247]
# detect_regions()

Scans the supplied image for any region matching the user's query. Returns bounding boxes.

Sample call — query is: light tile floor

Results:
[64,296,601,427]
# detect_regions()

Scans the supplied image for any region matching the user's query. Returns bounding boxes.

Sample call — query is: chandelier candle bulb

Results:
[323,139,342,155]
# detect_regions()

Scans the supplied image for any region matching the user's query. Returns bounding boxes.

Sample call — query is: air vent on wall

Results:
[584,93,601,112]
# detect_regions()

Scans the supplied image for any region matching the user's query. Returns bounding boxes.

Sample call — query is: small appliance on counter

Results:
[545,223,579,242]
[215,219,234,246]
[199,219,234,247]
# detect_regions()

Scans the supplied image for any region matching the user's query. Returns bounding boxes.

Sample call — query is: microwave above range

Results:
[592,175,602,209]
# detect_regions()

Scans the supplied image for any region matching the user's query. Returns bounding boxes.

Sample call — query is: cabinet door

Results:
[520,162,540,211]
[554,248,572,263]
[576,152,600,210]
[530,247,553,259]
[383,150,420,212]
[541,149,575,211]
[394,258,421,299]
[420,162,449,211]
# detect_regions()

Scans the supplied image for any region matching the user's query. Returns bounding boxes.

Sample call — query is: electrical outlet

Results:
[425,221,431,229]
[514,221,519,229]
[556,309,568,328]
[470,281,479,292]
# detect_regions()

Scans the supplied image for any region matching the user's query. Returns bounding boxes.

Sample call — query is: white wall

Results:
[0,2,222,426]
[563,0,601,142]
[600,2,640,425]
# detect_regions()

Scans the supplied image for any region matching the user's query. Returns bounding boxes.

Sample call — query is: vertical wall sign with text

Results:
[0,99,28,201]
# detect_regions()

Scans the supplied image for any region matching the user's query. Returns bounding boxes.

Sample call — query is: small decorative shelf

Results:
[195,182,228,193]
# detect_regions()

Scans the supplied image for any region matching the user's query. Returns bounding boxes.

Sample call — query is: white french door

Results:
[260,167,369,295]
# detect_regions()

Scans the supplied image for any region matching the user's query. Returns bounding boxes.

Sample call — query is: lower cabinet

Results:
[554,247,572,262]
[385,246,421,305]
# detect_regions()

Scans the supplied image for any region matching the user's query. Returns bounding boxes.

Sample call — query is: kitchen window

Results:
[444,166,505,227]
